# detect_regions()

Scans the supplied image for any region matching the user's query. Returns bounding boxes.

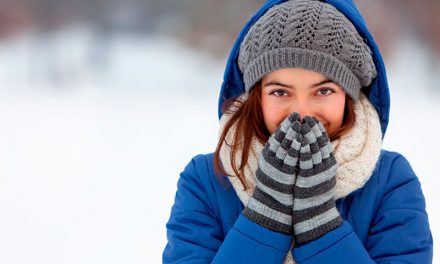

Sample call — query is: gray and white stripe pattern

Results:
[243,113,302,235]
[293,116,343,245]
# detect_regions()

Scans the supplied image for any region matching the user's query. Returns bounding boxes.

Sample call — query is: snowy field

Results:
[0,28,439,263]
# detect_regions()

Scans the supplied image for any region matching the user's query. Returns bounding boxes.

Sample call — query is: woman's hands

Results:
[243,112,302,234]
[243,114,342,245]
[293,116,342,246]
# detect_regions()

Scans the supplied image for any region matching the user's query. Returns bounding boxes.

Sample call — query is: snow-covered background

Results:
[0,27,439,263]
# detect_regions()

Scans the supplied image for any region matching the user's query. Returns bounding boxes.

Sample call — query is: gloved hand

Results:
[243,112,302,235]
[292,116,343,246]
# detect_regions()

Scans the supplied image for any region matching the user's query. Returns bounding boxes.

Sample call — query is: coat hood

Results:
[218,0,390,137]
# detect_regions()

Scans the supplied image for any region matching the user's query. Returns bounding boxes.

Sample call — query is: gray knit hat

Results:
[238,0,377,101]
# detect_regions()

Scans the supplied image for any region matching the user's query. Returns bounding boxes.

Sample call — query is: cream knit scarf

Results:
[218,93,382,263]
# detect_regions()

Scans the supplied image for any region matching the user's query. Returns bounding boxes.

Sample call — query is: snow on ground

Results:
[0,28,438,263]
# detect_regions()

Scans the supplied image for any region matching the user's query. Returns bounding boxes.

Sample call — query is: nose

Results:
[289,100,313,120]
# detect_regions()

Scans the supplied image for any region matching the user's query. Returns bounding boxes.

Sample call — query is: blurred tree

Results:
[182,0,265,57]
[0,0,34,38]
[391,0,440,57]
[356,0,440,59]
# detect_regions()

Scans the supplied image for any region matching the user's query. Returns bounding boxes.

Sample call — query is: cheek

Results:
[261,97,286,134]
[322,97,346,134]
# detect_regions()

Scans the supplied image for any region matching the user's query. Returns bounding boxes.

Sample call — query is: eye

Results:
[316,87,335,96]
[269,89,289,97]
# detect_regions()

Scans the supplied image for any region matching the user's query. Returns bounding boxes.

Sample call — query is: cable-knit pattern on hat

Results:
[286,0,322,50]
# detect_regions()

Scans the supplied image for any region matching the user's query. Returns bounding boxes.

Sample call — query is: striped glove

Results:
[292,116,343,246]
[243,112,302,234]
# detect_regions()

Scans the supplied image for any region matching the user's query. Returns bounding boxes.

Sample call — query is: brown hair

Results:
[213,83,356,190]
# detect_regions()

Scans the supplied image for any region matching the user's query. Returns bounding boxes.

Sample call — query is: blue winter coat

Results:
[163,0,433,263]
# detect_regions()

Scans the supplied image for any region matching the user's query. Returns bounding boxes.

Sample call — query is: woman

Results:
[163,0,433,263]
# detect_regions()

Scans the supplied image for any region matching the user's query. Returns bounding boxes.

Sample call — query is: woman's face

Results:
[260,68,346,135]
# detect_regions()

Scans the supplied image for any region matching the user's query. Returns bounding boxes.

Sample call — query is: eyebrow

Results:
[263,78,334,89]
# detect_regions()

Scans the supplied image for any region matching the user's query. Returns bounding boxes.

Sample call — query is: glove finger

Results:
[303,116,324,165]
[315,118,330,142]
[280,112,300,134]
[305,117,323,143]
[292,118,301,134]
[298,136,313,177]
[267,112,300,155]
[285,127,302,167]
[312,117,332,160]
[266,132,285,156]
[303,117,323,144]
[258,144,297,187]
[300,117,320,149]
[276,119,301,161]
[287,112,300,123]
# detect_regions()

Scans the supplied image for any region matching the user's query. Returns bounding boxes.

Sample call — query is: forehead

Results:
[263,68,327,82]
[261,68,341,89]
